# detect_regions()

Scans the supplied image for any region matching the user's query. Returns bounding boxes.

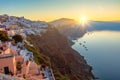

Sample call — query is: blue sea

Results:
[72,22,120,80]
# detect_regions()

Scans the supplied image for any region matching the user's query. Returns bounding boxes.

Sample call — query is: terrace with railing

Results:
[0,53,13,59]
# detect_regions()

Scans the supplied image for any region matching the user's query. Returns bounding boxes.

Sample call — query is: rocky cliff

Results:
[27,27,94,80]
[0,15,94,80]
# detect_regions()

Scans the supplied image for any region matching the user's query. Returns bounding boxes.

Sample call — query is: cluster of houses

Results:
[0,14,48,36]
[0,15,55,80]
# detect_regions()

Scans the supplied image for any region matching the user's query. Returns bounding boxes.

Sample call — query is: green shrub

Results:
[12,34,23,43]
[25,43,51,66]
[61,76,70,80]
[0,31,9,41]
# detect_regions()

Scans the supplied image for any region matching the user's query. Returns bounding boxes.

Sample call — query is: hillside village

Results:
[0,14,55,80]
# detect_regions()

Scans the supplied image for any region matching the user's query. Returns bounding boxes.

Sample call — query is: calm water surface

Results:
[72,31,120,80]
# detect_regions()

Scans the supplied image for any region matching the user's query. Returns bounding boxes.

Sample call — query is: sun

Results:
[80,16,88,26]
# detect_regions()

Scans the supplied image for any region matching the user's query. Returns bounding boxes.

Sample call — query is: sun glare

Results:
[80,16,88,26]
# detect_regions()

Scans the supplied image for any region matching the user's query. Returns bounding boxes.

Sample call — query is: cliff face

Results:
[27,27,94,80]
[0,15,93,80]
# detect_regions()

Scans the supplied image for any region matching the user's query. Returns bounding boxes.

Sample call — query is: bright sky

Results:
[0,0,120,21]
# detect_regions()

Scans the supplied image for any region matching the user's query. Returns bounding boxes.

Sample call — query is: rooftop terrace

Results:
[0,53,13,59]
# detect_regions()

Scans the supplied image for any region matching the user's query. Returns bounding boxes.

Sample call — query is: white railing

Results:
[0,73,25,80]
[50,68,55,80]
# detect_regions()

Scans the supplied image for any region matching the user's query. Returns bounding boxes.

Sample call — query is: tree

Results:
[0,31,9,41]
[12,34,23,43]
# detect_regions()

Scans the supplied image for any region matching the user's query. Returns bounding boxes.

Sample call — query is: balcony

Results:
[0,53,13,59]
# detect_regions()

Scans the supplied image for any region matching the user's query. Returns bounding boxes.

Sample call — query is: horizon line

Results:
[0,14,120,22]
